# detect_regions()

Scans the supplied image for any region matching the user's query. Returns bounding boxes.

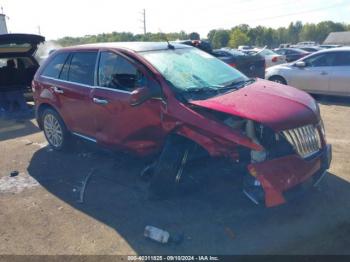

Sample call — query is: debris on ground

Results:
[77,168,95,204]
[144,225,170,244]
[140,162,156,181]
[0,175,39,194]
[224,227,235,240]
[10,170,19,177]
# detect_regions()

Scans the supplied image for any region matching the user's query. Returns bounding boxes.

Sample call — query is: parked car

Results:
[177,40,213,54]
[0,34,45,100]
[178,40,264,78]
[33,42,331,207]
[297,41,316,46]
[319,44,342,49]
[297,46,323,53]
[244,48,286,68]
[266,47,350,97]
[274,48,310,62]
[211,48,265,78]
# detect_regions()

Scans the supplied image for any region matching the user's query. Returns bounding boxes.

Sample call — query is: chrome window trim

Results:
[41,75,132,94]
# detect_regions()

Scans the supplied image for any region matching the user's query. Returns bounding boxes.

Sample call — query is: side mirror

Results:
[129,86,152,106]
[295,61,306,68]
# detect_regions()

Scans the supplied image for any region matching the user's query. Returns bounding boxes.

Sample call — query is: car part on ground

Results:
[33,42,332,207]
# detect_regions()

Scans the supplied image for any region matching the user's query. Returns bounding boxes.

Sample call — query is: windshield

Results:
[140,47,248,93]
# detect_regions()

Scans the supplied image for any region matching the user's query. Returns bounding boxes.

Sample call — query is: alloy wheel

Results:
[43,113,63,148]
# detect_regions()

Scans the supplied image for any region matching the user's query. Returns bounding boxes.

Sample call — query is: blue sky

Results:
[1,0,350,40]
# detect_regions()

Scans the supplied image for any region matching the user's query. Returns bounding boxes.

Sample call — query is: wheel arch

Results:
[36,103,63,130]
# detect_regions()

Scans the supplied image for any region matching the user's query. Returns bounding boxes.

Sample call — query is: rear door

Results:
[288,52,336,94]
[91,50,164,154]
[40,51,98,138]
[329,51,350,96]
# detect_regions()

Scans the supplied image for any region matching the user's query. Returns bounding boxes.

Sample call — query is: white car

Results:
[244,48,286,68]
[265,47,350,97]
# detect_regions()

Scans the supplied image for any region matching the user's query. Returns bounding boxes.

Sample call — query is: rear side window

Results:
[333,52,350,66]
[41,53,69,78]
[68,52,97,86]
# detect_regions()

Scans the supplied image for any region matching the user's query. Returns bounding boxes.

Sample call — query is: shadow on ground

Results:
[313,95,350,107]
[0,114,40,141]
[27,141,350,254]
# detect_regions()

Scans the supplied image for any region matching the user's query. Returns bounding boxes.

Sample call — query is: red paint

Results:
[190,79,320,131]
[249,154,322,207]
[33,43,331,207]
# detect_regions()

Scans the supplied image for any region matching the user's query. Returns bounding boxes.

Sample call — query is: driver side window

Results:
[98,51,145,91]
[303,53,337,67]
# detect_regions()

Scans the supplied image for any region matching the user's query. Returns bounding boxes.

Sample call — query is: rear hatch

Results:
[0,34,45,57]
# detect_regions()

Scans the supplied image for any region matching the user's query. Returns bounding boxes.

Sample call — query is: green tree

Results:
[228,29,250,48]
[189,32,200,40]
[210,29,230,48]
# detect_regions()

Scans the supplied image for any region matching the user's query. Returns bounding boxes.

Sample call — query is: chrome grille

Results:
[282,124,321,158]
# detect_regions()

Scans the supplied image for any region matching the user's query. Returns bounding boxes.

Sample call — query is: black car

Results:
[0,34,45,100]
[212,48,265,78]
[274,48,309,62]
[297,46,323,53]
[178,40,265,78]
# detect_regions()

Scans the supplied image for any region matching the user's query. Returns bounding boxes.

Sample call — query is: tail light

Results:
[229,63,237,67]
[272,56,278,63]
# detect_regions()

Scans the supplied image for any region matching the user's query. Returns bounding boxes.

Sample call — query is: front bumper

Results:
[246,144,332,207]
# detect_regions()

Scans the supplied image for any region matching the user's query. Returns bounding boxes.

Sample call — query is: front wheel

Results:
[269,76,287,85]
[42,108,71,151]
[149,135,198,198]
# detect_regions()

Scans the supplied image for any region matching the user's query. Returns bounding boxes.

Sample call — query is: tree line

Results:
[57,21,350,49]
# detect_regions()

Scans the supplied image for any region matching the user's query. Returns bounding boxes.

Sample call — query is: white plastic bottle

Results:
[144,225,170,244]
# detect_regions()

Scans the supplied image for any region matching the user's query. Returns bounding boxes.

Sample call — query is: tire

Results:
[149,135,197,198]
[269,76,287,85]
[41,108,71,151]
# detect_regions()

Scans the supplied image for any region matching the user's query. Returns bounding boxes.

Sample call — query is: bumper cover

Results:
[247,144,332,207]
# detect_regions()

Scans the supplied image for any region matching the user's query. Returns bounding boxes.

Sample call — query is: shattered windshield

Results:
[140,47,249,95]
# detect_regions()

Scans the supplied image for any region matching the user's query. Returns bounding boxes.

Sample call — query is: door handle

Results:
[52,86,64,94]
[93,97,109,105]
[320,71,328,75]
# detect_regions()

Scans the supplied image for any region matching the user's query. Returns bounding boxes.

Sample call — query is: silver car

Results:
[265,47,350,97]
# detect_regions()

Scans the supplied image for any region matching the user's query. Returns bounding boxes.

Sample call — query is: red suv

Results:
[33,42,332,207]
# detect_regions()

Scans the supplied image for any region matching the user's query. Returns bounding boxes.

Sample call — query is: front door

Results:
[329,51,350,96]
[289,52,336,94]
[91,50,164,154]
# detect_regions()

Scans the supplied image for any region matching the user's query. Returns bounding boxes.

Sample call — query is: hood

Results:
[0,34,45,56]
[189,79,320,131]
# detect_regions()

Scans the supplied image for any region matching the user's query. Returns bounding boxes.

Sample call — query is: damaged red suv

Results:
[33,42,332,207]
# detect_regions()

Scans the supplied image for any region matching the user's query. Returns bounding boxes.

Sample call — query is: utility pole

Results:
[140,9,146,35]
[38,25,41,35]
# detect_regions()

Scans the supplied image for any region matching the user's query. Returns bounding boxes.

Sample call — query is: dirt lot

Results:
[0,96,350,255]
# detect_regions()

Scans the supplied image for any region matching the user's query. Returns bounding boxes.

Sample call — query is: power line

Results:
[244,2,349,23]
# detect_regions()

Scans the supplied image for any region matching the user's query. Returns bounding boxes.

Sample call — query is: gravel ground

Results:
[0,96,349,255]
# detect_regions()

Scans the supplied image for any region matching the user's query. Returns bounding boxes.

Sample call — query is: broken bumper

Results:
[247,144,332,207]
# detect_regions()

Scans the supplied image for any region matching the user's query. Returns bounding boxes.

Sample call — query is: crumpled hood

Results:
[189,79,320,131]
